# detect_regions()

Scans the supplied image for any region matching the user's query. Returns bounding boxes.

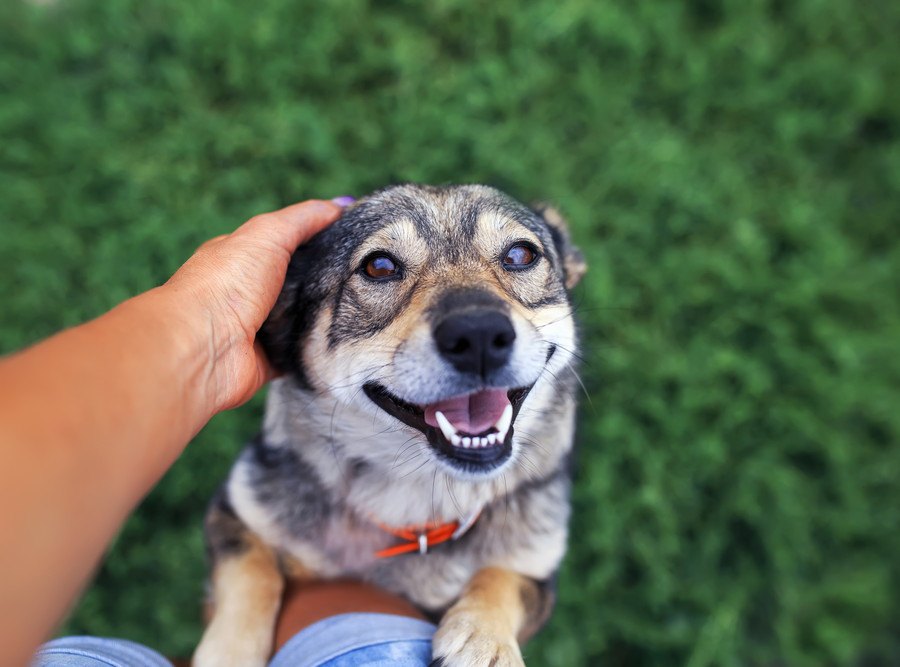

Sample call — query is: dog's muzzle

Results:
[362,346,555,476]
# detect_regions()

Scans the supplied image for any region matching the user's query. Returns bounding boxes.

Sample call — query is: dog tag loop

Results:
[418,533,428,554]
[451,508,481,540]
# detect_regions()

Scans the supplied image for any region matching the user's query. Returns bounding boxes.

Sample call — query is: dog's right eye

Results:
[362,253,401,281]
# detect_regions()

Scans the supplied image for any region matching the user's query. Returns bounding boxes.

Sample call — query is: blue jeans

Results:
[32,613,436,666]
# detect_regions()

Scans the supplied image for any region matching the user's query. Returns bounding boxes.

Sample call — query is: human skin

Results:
[0,199,388,666]
[272,579,428,653]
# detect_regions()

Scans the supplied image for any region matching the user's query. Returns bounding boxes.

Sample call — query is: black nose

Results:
[434,310,516,378]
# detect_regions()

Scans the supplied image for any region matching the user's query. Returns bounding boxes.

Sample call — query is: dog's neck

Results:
[261,377,571,527]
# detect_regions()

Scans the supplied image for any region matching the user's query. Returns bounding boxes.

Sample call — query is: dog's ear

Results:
[258,228,337,388]
[258,275,301,376]
[532,203,586,289]
[258,256,316,386]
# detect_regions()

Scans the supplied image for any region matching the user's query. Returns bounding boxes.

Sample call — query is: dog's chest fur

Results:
[224,378,573,611]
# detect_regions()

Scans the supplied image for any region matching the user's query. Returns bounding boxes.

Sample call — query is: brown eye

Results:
[363,253,400,280]
[503,243,537,269]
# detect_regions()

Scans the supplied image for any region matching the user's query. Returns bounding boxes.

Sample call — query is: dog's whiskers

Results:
[391,437,423,470]
[517,450,544,480]
[444,474,463,518]
[399,455,432,479]
[515,431,552,459]
[395,450,424,471]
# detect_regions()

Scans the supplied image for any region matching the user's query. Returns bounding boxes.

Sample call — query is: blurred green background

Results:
[2,0,899,664]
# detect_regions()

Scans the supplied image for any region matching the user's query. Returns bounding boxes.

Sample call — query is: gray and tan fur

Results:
[194,184,586,667]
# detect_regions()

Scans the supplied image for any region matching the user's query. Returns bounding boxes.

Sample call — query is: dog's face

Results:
[262,185,584,481]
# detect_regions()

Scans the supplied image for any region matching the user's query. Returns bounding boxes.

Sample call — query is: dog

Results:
[193,184,586,667]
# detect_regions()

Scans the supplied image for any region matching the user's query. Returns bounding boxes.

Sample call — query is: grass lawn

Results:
[2,0,899,664]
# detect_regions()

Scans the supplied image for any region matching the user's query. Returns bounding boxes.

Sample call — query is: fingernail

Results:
[331,196,356,207]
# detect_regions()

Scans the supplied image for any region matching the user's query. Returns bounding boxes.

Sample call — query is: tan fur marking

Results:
[458,568,527,636]
[280,552,318,583]
[433,567,539,666]
[472,211,543,266]
[351,218,428,269]
[194,534,284,667]
[516,577,555,643]
[520,301,571,328]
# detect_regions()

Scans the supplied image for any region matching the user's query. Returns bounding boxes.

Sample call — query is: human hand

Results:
[163,199,345,412]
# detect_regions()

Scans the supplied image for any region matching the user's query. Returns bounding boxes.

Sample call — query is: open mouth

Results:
[362,346,556,473]
[362,383,534,472]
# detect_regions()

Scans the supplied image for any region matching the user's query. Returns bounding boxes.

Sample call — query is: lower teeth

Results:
[434,409,510,449]
[451,433,501,449]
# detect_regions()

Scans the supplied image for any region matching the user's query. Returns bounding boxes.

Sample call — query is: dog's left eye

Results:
[503,243,538,269]
[362,253,401,280]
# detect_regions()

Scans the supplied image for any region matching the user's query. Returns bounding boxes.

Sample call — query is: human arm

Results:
[0,200,342,667]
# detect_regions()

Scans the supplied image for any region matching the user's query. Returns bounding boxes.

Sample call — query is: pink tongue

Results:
[424,389,510,435]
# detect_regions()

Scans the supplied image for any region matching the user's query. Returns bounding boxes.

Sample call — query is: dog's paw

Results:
[192,629,269,667]
[431,609,525,667]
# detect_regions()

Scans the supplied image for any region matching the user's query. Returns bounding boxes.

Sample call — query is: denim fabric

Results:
[270,613,436,667]
[31,636,173,666]
[32,613,436,667]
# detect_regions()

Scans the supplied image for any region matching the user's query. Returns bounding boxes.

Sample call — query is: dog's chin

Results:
[362,382,536,478]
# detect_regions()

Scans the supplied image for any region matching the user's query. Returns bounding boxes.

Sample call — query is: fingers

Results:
[165,198,349,412]
[236,200,343,255]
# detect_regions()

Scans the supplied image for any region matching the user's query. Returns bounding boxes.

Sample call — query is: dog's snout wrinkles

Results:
[434,310,516,378]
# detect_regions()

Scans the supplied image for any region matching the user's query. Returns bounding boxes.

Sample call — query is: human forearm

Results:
[0,199,342,666]
[0,286,220,665]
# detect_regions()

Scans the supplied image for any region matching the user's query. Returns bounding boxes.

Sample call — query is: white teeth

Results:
[494,404,513,443]
[436,407,513,449]
[435,411,457,443]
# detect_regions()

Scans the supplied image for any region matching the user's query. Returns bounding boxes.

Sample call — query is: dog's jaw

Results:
[362,383,524,475]
[361,347,556,478]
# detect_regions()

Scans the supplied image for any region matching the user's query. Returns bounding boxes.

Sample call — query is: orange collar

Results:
[372,510,481,559]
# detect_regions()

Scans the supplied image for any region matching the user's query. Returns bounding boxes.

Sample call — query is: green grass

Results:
[2,0,899,664]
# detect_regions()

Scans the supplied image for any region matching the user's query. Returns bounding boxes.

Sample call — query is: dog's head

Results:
[261,184,585,481]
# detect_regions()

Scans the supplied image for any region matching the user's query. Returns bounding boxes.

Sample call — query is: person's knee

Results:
[31,636,172,667]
